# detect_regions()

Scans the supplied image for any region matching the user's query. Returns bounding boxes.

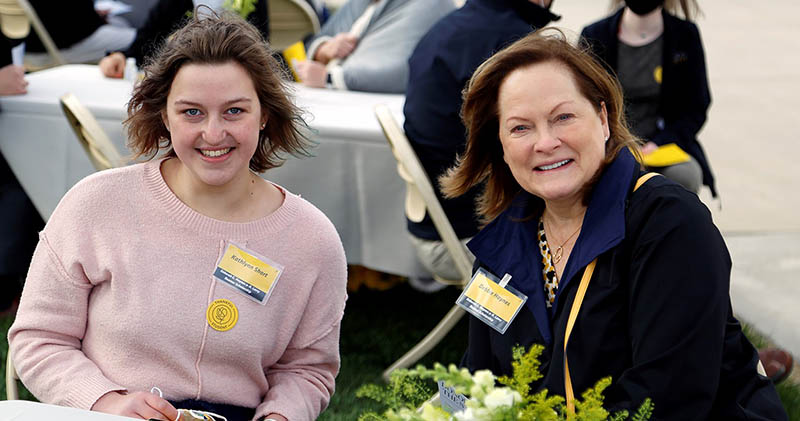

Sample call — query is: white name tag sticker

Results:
[456,268,527,334]
[213,242,283,305]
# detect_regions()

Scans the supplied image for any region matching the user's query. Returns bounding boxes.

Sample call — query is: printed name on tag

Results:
[456,268,527,334]
[213,242,283,305]
[437,380,467,414]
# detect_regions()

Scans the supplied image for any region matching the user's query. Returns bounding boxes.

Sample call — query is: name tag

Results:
[437,380,467,413]
[213,242,283,305]
[456,268,527,334]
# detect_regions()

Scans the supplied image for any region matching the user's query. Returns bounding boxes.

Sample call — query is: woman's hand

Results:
[294,60,327,88]
[99,52,126,78]
[92,391,178,420]
[0,64,28,95]
[264,414,288,421]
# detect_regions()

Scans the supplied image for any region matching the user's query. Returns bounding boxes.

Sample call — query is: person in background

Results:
[10,11,346,421]
[294,0,455,93]
[581,0,715,196]
[0,32,43,316]
[25,0,136,64]
[443,29,787,419]
[402,0,559,288]
[99,0,269,78]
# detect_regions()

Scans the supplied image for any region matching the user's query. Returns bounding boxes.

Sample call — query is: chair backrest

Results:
[268,0,320,51]
[6,351,18,400]
[60,93,125,171]
[374,104,473,283]
[0,0,65,66]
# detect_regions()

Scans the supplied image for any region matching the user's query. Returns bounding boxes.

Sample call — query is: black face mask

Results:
[625,0,664,15]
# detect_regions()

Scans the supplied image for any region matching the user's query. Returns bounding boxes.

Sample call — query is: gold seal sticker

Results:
[206,299,238,332]
[654,65,663,84]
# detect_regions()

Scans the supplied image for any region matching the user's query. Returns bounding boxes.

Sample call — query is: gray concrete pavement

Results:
[552,1,800,357]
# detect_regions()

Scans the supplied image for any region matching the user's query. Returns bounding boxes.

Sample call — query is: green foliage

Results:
[356,370,434,420]
[498,345,545,399]
[629,399,654,421]
[357,343,655,421]
[222,0,258,19]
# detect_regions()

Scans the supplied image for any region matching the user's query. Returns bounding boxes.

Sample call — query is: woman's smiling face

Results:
[162,61,266,192]
[497,60,609,208]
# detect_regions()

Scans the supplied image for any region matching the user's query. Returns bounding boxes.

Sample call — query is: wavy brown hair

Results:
[440,28,642,224]
[125,8,311,173]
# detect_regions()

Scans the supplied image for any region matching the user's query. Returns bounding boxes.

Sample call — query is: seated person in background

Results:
[100,0,268,78]
[25,0,136,64]
[0,33,26,95]
[581,0,715,196]
[443,29,786,420]
[9,11,346,421]
[1,32,43,315]
[403,0,559,282]
[294,0,455,93]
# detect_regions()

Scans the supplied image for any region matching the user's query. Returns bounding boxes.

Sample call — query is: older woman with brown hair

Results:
[9,10,346,421]
[442,29,786,420]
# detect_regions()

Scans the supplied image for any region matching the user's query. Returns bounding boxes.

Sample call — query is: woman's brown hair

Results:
[440,28,641,224]
[125,8,311,173]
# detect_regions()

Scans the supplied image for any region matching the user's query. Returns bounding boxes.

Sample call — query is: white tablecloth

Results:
[0,65,427,277]
[0,400,137,421]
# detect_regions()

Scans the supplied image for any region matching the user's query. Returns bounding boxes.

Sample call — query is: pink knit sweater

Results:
[8,160,348,421]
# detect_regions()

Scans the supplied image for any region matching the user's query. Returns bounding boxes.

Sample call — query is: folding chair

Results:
[375,104,473,381]
[0,0,65,67]
[6,351,19,400]
[59,93,125,171]
[268,0,320,51]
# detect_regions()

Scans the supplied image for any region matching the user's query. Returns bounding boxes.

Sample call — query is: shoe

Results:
[408,276,447,293]
[759,348,794,384]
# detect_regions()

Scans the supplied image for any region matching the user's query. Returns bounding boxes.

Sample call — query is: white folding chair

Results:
[0,0,65,68]
[268,0,320,51]
[6,351,19,400]
[375,104,473,381]
[60,93,125,171]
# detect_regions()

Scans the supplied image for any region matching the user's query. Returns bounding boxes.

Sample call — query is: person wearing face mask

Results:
[581,0,716,197]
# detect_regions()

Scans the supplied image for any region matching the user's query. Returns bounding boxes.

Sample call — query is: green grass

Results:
[319,284,467,420]
[743,324,800,420]
[3,288,799,420]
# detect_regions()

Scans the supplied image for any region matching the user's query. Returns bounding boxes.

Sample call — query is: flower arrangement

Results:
[357,345,653,421]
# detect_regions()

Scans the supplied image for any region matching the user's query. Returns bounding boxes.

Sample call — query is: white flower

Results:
[483,388,521,410]
[454,407,475,421]
[472,370,495,388]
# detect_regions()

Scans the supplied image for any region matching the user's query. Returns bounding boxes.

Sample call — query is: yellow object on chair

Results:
[282,41,307,82]
[641,143,691,167]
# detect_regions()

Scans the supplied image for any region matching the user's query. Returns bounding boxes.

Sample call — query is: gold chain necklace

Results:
[544,216,582,264]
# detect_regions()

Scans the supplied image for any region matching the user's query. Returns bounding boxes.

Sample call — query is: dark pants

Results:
[169,399,256,421]
[0,153,44,310]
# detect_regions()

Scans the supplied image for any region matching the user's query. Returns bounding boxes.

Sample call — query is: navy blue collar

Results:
[467,149,639,344]
[470,0,561,27]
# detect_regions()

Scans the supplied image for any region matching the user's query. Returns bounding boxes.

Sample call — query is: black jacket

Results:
[26,0,106,52]
[403,0,558,240]
[463,150,785,420]
[581,9,717,197]
[124,0,269,66]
